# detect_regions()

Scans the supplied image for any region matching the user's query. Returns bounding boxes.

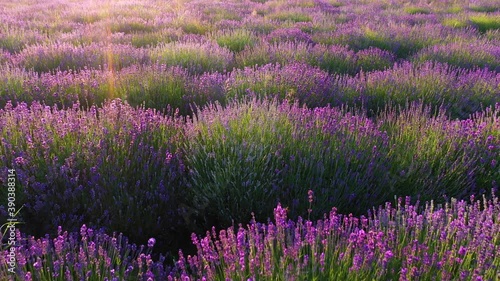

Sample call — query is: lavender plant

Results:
[412,41,500,71]
[224,63,337,107]
[1,225,163,280]
[116,64,191,115]
[150,41,234,74]
[183,98,290,229]
[0,100,189,255]
[14,43,149,73]
[307,44,357,74]
[129,28,182,48]
[211,29,258,53]
[0,26,46,53]
[265,27,314,44]
[267,10,312,23]
[355,47,396,72]
[469,14,500,33]
[351,61,500,119]
[0,66,116,109]
[235,41,312,68]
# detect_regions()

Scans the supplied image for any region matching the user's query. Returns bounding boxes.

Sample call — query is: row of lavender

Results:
[1,98,498,259]
[1,61,499,119]
[0,0,497,55]
[1,35,498,74]
[2,185,500,280]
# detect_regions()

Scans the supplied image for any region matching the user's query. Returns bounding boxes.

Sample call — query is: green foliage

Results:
[176,19,212,35]
[469,15,500,32]
[469,5,499,13]
[412,42,499,71]
[108,21,155,34]
[307,45,357,74]
[442,18,468,28]
[212,29,258,53]
[268,11,312,23]
[184,100,290,229]
[404,6,431,15]
[118,66,189,115]
[150,42,234,74]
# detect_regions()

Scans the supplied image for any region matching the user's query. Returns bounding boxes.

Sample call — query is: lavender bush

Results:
[211,29,258,53]
[349,61,500,119]
[412,41,500,71]
[0,100,189,255]
[13,43,149,73]
[1,225,163,280]
[150,41,234,74]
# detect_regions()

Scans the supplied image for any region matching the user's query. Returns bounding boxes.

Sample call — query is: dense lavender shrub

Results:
[200,2,247,22]
[129,28,183,48]
[412,41,500,71]
[184,71,227,113]
[355,47,396,72]
[242,17,281,35]
[469,3,499,13]
[150,41,234,74]
[14,43,149,73]
[379,103,499,201]
[332,22,477,58]
[106,17,156,34]
[173,16,213,35]
[267,9,312,23]
[183,99,290,229]
[235,41,312,68]
[0,26,46,53]
[469,14,500,33]
[60,26,133,46]
[0,50,9,65]
[0,66,33,108]
[307,44,357,74]
[351,61,500,119]
[1,225,163,280]
[0,66,115,109]
[210,29,258,53]
[265,27,315,44]
[403,6,431,15]
[225,63,337,107]
[116,64,191,115]
[0,100,189,255]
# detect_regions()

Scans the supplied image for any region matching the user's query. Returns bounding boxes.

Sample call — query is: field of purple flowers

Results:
[0,0,499,279]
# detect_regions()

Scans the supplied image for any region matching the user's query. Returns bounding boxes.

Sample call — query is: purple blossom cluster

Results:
[265,27,315,44]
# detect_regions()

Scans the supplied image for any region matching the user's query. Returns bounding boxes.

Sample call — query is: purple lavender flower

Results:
[148,238,156,248]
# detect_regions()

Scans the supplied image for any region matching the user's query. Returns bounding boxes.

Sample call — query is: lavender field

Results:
[0,0,499,280]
